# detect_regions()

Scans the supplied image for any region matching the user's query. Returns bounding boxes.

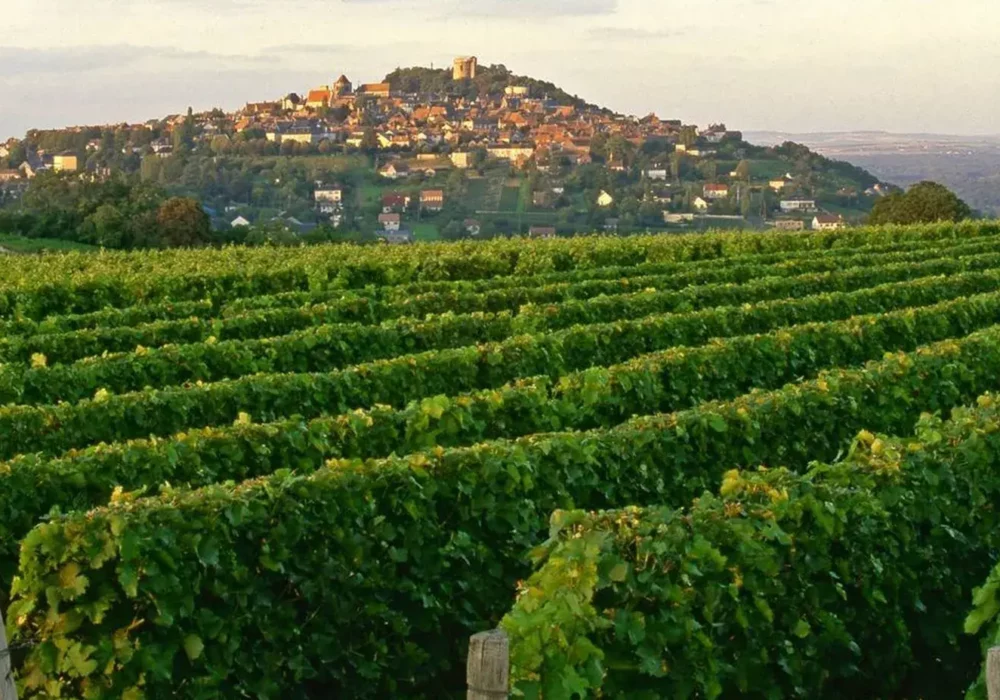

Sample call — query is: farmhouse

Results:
[812,214,846,231]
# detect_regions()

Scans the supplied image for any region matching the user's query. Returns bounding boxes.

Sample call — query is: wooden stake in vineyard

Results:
[0,605,17,700]
[467,629,509,699]
[988,647,1000,700]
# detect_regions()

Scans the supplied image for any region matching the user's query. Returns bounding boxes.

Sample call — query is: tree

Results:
[735,159,751,182]
[82,204,126,248]
[869,181,973,225]
[155,197,212,247]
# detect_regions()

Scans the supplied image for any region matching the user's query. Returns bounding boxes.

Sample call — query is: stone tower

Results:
[453,56,478,81]
[333,74,353,97]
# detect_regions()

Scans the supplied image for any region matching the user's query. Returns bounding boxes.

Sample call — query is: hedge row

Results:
[221,233,1000,314]
[502,400,1000,699]
[0,300,215,339]
[6,254,1000,406]
[6,240,998,368]
[3,290,1000,597]
[0,268,996,455]
[2,222,997,320]
[10,326,1000,697]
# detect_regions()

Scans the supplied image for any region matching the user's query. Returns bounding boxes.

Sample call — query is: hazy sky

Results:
[2,0,999,140]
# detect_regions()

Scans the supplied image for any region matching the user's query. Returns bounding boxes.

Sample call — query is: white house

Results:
[780,199,817,213]
[644,168,668,181]
[379,162,410,180]
[812,214,846,231]
[230,216,251,228]
[692,196,709,212]
[596,190,615,207]
[663,212,695,224]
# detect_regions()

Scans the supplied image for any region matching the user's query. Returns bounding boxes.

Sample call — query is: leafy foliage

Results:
[503,397,1000,698]
[870,181,974,225]
[3,223,1000,698]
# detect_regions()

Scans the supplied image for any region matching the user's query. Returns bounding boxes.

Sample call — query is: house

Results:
[450,151,473,169]
[812,214,846,231]
[663,212,695,224]
[773,219,805,231]
[420,189,444,211]
[596,190,614,207]
[379,162,410,180]
[703,184,729,200]
[528,226,557,239]
[314,184,343,204]
[644,167,668,181]
[382,192,411,212]
[360,82,392,98]
[382,229,413,245]
[464,218,482,236]
[378,212,402,231]
[0,170,21,183]
[769,178,792,191]
[780,199,817,213]
[603,218,620,233]
[230,216,251,228]
[692,196,709,212]
[488,146,535,163]
[52,153,78,173]
[306,89,332,109]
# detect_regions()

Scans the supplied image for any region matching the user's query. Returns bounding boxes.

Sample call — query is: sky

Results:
[2,0,999,141]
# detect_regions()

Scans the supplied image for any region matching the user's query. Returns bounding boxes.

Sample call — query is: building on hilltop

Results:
[453,56,478,81]
[360,82,392,98]
[333,75,353,97]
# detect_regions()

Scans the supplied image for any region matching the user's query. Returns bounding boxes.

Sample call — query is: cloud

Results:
[0,45,269,77]
[342,0,617,16]
[586,27,678,41]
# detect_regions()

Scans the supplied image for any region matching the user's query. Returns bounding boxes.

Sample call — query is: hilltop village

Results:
[0,57,886,242]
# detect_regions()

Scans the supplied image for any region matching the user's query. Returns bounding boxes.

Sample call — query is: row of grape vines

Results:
[4,222,1000,699]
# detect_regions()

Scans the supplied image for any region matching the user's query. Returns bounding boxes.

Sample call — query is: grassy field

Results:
[0,235,99,253]
[498,185,522,211]
[412,222,440,241]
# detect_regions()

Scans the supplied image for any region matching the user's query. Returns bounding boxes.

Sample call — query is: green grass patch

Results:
[0,235,99,253]
[498,186,521,211]
[412,223,440,241]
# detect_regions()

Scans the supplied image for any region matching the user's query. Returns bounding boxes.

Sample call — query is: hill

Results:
[0,59,891,248]
[384,62,598,108]
[747,130,1000,216]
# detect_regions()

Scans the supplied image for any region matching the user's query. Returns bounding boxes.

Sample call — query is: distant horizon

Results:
[4,0,1000,142]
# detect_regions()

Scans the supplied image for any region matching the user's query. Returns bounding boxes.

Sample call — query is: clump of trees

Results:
[869,181,973,225]
[0,172,212,249]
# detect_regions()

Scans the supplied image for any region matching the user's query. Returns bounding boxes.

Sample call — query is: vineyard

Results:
[4,223,1000,698]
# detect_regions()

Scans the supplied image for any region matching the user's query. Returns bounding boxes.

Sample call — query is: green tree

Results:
[735,159,751,182]
[155,197,212,247]
[81,204,126,248]
[869,181,973,225]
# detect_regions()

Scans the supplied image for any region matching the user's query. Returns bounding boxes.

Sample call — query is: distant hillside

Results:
[383,63,599,109]
[747,131,1000,215]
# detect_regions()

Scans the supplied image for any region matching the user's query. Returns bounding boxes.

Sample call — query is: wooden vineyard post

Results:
[0,605,16,700]
[467,629,509,699]
[988,647,1000,700]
